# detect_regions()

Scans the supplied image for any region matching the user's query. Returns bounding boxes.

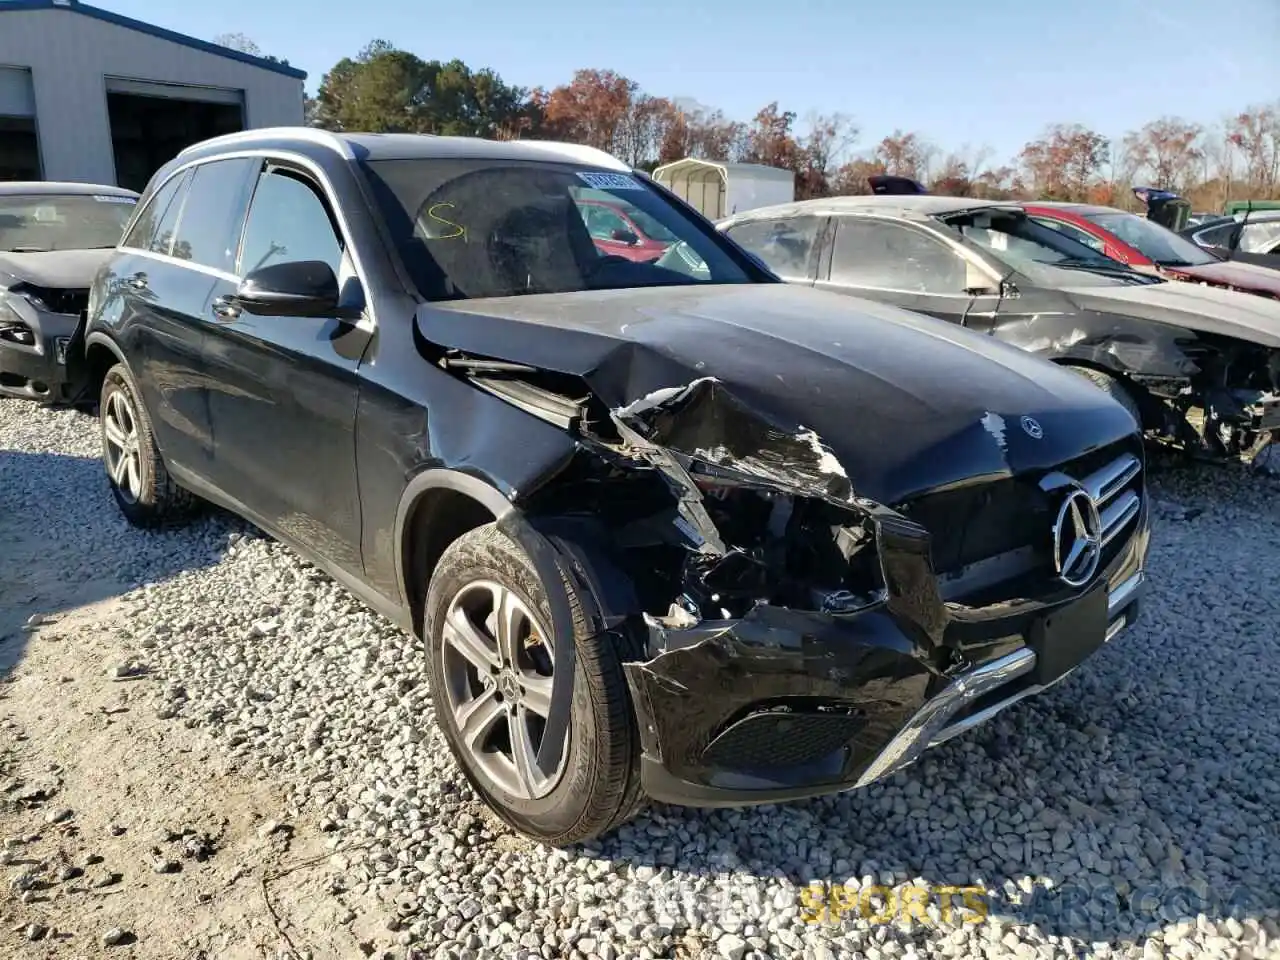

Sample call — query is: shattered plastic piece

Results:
[611,377,855,506]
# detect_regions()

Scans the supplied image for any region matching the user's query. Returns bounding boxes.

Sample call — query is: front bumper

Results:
[626,502,1149,809]
[0,305,83,403]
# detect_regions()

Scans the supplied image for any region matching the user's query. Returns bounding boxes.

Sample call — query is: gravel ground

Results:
[2,398,1279,960]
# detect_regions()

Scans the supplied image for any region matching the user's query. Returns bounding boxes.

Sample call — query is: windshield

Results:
[944,209,1158,287]
[0,194,137,252]
[359,158,753,300]
[1083,210,1218,267]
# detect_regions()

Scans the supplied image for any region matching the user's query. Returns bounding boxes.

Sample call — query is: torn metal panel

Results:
[610,376,854,505]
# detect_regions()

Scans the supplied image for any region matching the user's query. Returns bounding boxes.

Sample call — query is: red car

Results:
[576,198,677,262]
[1021,201,1280,300]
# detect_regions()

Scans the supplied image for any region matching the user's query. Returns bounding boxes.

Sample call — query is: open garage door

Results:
[0,67,40,181]
[105,78,244,192]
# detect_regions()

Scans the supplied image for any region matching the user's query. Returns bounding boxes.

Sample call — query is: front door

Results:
[201,161,370,577]
[815,215,1000,331]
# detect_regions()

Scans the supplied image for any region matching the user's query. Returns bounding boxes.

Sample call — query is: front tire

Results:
[424,523,643,845]
[1064,364,1143,429]
[99,362,197,528]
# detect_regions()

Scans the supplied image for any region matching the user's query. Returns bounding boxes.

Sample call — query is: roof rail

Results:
[512,139,630,171]
[176,127,355,159]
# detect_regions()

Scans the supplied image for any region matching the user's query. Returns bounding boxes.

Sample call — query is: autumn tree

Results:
[829,157,886,196]
[791,113,857,199]
[741,102,802,170]
[659,107,746,163]
[1018,124,1110,201]
[1226,101,1280,196]
[1122,117,1204,191]
[874,130,935,181]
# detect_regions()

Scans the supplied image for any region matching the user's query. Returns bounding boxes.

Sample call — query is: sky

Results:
[98,0,1279,164]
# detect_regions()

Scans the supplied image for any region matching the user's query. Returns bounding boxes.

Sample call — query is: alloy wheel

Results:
[440,579,564,800]
[102,388,142,504]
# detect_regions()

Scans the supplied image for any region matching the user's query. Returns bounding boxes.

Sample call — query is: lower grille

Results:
[701,709,867,770]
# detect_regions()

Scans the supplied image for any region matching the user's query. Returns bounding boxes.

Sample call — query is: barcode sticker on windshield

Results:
[93,195,137,204]
[577,172,645,191]
[989,231,1008,251]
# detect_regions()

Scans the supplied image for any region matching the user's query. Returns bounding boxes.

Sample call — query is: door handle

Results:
[126,273,148,290]
[211,296,241,321]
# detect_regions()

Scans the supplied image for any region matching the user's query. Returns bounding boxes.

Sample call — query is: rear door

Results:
[106,166,219,473]
[815,215,1002,330]
[720,215,826,285]
[201,160,370,577]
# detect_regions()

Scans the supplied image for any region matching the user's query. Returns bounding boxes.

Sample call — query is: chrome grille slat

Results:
[1082,452,1141,506]
[1099,490,1141,547]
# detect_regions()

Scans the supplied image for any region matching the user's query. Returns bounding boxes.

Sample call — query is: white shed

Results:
[652,158,795,221]
[0,0,305,190]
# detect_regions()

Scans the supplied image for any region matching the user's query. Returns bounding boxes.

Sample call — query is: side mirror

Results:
[611,228,640,245]
[233,260,348,318]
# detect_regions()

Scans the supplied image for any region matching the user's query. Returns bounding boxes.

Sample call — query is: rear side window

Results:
[169,158,258,271]
[120,170,188,254]
[237,168,343,277]
[723,216,821,280]
[830,217,967,293]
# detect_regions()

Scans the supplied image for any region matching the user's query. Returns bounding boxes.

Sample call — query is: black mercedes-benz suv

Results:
[82,128,1150,845]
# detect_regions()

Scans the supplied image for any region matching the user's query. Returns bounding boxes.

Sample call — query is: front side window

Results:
[358,159,754,300]
[0,192,137,252]
[238,168,343,277]
[723,216,821,280]
[830,218,967,293]
[943,208,1156,286]
[169,157,258,271]
[1082,210,1217,267]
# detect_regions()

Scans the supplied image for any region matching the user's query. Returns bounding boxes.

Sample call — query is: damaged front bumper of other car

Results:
[492,373,1151,809]
[0,283,88,403]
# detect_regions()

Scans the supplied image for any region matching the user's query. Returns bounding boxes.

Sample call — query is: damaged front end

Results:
[1138,335,1280,462]
[450,354,1150,808]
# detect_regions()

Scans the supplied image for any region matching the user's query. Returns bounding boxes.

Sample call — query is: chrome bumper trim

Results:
[853,569,1146,788]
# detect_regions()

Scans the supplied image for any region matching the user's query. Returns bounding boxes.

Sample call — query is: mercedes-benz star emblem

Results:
[1052,487,1103,588]
[1020,416,1044,439]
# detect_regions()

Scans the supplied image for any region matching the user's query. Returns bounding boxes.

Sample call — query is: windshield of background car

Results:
[0,194,137,252]
[1084,211,1218,267]
[359,158,753,300]
[945,209,1156,286]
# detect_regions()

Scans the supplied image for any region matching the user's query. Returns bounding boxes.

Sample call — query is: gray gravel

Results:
[3,399,1280,960]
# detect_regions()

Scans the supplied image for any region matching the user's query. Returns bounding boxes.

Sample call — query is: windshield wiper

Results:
[1036,258,1157,282]
[5,246,49,253]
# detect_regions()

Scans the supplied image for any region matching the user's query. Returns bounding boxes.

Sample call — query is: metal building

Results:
[0,0,306,190]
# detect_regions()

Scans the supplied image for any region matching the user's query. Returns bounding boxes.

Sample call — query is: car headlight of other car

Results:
[0,290,37,346]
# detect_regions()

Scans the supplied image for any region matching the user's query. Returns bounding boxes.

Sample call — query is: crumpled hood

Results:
[0,249,114,290]
[1062,279,1280,349]
[420,283,1138,504]
[1163,259,1280,298]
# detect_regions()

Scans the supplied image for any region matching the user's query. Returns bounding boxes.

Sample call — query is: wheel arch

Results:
[1050,356,1152,428]
[82,332,132,407]
[395,469,514,639]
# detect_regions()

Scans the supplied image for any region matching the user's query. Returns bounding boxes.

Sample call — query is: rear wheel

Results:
[424,522,643,845]
[99,363,198,528]
[1064,365,1143,429]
